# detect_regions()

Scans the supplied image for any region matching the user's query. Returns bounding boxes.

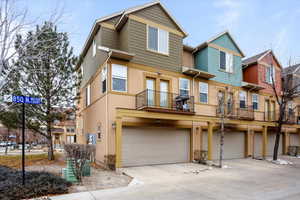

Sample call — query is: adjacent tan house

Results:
[76,1,300,168]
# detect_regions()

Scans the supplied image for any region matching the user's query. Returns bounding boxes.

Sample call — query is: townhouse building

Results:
[76,1,300,168]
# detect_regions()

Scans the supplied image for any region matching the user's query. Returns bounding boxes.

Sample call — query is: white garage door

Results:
[267,133,283,156]
[202,131,245,160]
[290,133,300,146]
[253,132,262,158]
[122,127,190,167]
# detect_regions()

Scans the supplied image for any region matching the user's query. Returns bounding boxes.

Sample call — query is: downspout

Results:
[192,71,201,160]
[105,51,112,160]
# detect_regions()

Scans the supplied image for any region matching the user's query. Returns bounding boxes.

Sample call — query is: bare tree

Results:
[270,58,300,161]
[0,0,29,90]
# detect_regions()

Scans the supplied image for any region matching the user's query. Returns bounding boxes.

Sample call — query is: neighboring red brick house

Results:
[242,50,282,95]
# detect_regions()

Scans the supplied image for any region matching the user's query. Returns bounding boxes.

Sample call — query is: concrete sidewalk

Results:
[51,157,300,200]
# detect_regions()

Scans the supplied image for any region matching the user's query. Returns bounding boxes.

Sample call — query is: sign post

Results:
[4,95,42,185]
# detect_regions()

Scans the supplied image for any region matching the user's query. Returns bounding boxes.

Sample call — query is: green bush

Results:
[0,165,71,200]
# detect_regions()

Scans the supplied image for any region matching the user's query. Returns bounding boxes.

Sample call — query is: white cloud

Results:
[213,0,243,30]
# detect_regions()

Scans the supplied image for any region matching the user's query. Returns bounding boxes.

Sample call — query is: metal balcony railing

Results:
[216,103,254,120]
[264,110,299,124]
[136,89,195,114]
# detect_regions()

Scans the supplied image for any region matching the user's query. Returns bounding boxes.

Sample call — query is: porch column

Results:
[115,117,122,168]
[246,128,253,157]
[262,126,268,159]
[207,122,214,161]
[283,131,290,154]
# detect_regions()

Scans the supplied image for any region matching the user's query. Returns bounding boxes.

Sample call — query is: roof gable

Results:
[193,31,245,57]
[243,50,282,69]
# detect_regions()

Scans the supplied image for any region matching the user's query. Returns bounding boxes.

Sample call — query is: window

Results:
[67,135,76,144]
[179,78,190,96]
[147,26,169,54]
[252,93,259,110]
[80,65,84,78]
[239,91,247,108]
[86,84,91,106]
[101,65,107,93]
[266,66,275,84]
[112,64,127,92]
[92,39,96,57]
[199,82,208,103]
[219,51,233,73]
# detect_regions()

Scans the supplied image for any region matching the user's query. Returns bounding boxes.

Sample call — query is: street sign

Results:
[3,95,42,104]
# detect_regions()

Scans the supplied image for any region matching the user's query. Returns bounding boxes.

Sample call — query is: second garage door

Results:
[202,131,245,160]
[290,133,300,146]
[122,127,190,167]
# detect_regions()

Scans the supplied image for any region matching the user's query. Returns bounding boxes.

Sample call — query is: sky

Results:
[18,0,300,67]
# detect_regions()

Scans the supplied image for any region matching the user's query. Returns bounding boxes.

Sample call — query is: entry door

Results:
[265,100,270,121]
[270,101,275,121]
[160,80,169,108]
[146,78,155,106]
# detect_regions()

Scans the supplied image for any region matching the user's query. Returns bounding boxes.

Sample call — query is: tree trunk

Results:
[47,135,54,160]
[273,123,282,161]
[5,128,9,155]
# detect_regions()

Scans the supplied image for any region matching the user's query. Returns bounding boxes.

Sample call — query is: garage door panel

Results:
[267,133,283,156]
[254,133,262,158]
[290,133,300,146]
[122,127,190,167]
[202,131,245,160]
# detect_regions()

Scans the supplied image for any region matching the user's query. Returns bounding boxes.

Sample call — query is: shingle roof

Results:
[283,63,300,75]
[242,50,270,66]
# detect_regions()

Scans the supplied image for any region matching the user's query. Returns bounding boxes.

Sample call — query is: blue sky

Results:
[20,0,300,66]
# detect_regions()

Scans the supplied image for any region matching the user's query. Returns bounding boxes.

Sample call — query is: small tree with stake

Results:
[270,58,300,161]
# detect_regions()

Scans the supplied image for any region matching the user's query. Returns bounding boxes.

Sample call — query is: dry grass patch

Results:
[0,153,65,169]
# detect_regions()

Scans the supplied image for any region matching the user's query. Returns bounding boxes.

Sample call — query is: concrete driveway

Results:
[52,156,300,200]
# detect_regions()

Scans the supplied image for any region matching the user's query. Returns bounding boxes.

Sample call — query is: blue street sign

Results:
[12,95,42,104]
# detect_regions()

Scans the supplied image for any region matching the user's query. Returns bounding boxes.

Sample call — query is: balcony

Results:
[136,89,195,115]
[264,111,299,124]
[216,103,254,120]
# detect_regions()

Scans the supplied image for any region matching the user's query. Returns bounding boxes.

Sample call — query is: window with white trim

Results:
[92,39,96,57]
[147,26,169,54]
[86,84,91,106]
[101,64,107,93]
[266,66,275,84]
[179,78,190,96]
[199,82,208,103]
[252,93,259,110]
[219,51,233,73]
[112,64,127,92]
[80,65,84,78]
[239,91,247,108]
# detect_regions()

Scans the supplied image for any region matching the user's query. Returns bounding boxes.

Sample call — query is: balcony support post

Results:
[207,121,214,161]
[115,116,122,168]
[262,125,268,159]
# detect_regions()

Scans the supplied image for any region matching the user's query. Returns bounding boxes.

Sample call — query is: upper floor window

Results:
[199,82,208,103]
[112,64,127,92]
[101,64,107,93]
[80,64,84,78]
[179,78,190,96]
[219,51,233,73]
[239,91,247,108]
[86,84,91,106]
[252,93,259,110]
[147,26,169,55]
[266,66,275,84]
[92,39,96,57]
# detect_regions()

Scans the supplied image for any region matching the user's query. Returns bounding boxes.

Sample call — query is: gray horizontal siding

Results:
[128,19,182,72]
[101,27,118,49]
[134,4,178,30]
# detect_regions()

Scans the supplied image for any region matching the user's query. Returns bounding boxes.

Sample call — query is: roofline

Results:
[76,0,188,69]
[257,50,282,69]
[193,31,245,57]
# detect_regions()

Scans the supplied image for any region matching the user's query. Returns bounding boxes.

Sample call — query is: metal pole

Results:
[22,102,25,185]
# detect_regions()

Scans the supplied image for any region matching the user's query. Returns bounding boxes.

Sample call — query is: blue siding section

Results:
[194,34,243,87]
[195,47,208,72]
[211,34,240,54]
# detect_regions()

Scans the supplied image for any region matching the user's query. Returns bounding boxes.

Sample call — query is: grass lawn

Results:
[0,153,65,168]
